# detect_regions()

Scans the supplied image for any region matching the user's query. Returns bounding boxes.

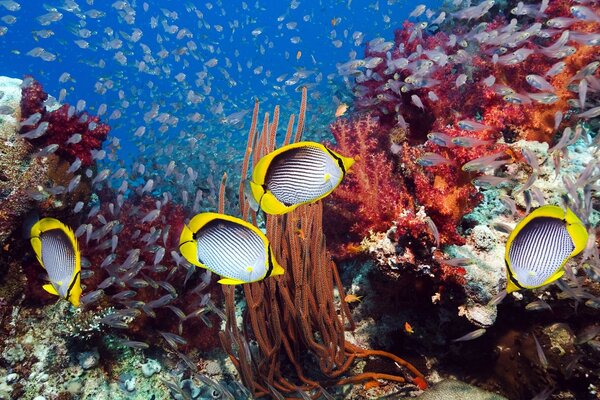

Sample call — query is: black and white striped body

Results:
[266,146,341,206]
[508,217,574,287]
[41,229,76,297]
[196,220,267,282]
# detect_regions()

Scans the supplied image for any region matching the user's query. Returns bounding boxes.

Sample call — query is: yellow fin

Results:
[565,208,588,254]
[260,191,297,215]
[43,283,59,296]
[324,173,331,182]
[271,262,285,277]
[178,223,202,267]
[218,278,246,285]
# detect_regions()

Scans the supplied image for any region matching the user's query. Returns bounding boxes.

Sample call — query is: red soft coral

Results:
[324,115,415,258]
[20,77,110,167]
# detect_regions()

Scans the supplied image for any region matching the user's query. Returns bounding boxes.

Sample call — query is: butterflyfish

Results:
[504,205,588,293]
[244,141,355,215]
[29,217,82,307]
[179,212,284,285]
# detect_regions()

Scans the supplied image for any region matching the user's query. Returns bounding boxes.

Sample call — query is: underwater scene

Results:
[0,0,599,399]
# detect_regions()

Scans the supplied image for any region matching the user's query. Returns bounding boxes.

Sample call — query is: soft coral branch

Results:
[324,115,415,257]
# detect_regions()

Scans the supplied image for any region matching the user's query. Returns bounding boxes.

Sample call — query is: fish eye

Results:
[211,389,222,399]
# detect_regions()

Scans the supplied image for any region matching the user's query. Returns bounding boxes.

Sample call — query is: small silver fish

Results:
[451,136,493,147]
[417,152,453,167]
[452,328,487,342]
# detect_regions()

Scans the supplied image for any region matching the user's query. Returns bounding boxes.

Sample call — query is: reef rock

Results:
[412,379,508,400]
[0,76,48,245]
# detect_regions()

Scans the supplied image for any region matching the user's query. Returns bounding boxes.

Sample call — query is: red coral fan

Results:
[20,77,110,167]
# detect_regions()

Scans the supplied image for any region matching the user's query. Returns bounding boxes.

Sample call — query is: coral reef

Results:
[221,90,428,399]
[325,115,418,257]
[20,78,110,167]
[0,76,93,247]
[0,77,48,245]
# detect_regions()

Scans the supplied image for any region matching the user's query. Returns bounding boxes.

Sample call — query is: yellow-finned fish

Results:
[30,218,82,307]
[179,212,284,285]
[505,205,588,293]
[244,141,355,215]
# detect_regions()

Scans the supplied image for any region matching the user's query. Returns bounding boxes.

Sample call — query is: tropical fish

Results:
[417,152,453,167]
[245,142,354,215]
[179,212,284,285]
[335,103,348,117]
[29,218,82,307]
[504,205,588,293]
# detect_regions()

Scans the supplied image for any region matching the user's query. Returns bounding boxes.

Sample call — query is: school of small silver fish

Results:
[1,0,600,398]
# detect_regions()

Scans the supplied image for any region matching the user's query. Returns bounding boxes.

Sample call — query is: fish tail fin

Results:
[271,259,285,277]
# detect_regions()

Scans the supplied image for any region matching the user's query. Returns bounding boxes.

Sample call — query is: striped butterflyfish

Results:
[244,141,355,215]
[505,205,588,293]
[179,212,284,285]
[29,218,82,307]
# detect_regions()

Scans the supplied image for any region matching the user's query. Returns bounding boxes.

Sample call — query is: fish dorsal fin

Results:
[42,283,59,296]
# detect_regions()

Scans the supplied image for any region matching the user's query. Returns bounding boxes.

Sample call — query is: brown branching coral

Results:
[219,89,426,398]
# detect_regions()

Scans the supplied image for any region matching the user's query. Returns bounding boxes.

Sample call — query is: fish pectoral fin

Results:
[217,278,246,285]
[42,283,59,296]
[324,173,331,182]
[244,179,261,212]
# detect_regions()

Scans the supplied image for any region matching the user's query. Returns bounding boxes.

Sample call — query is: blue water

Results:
[0,0,440,159]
